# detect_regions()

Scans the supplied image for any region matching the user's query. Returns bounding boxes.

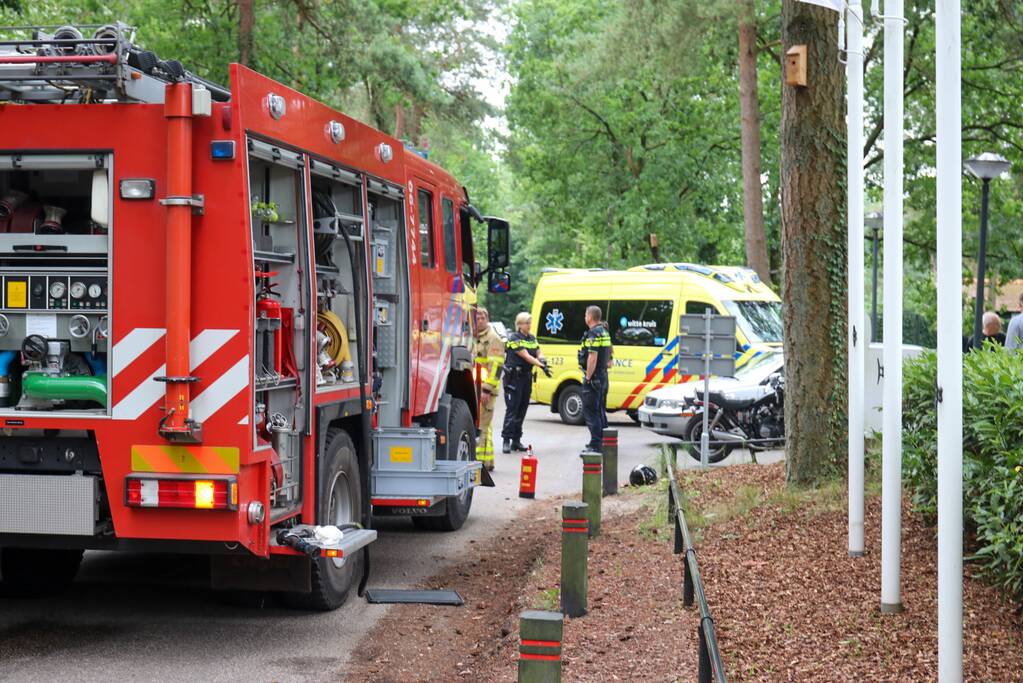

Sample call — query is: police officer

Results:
[579,305,612,454]
[473,307,505,471]
[502,312,550,453]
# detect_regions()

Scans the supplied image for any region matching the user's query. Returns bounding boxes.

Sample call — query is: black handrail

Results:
[664,450,727,683]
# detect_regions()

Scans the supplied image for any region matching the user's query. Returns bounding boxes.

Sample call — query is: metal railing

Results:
[664,450,727,683]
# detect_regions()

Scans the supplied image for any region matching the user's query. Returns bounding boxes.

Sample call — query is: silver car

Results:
[637,351,784,439]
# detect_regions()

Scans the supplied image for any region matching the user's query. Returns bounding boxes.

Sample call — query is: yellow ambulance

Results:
[530,263,783,424]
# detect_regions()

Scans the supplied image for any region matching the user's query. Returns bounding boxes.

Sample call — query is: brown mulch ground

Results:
[343,491,698,682]
[686,462,1023,682]
[344,462,1023,682]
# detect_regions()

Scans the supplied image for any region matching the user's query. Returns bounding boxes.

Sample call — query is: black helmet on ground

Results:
[629,464,657,486]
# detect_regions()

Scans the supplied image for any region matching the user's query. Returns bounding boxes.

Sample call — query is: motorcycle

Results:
[683,372,785,463]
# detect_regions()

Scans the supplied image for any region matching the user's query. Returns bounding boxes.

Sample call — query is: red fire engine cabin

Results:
[0,23,510,610]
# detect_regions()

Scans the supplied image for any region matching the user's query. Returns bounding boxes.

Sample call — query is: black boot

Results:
[511,441,527,452]
[502,439,512,454]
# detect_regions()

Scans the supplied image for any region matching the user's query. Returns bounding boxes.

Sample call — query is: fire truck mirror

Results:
[488,270,511,295]
[485,216,510,270]
[473,261,483,286]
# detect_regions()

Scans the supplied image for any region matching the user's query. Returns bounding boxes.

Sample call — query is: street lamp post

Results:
[866,211,883,342]
[964,153,1011,350]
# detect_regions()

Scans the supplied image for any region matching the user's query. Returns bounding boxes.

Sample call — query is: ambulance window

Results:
[441,197,457,273]
[607,300,674,347]
[536,300,598,344]
[685,301,718,316]
[417,189,435,268]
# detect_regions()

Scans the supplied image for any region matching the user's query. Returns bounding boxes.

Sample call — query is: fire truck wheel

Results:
[412,398,475,532]
[557,384,585,426]
[283,428,363,611]
[0,548,83,597]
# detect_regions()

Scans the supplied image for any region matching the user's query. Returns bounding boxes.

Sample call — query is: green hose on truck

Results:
[22,373,107,405]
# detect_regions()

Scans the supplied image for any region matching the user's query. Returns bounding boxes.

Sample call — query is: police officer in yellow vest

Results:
[502,312,551,453]
[473,307,505,471]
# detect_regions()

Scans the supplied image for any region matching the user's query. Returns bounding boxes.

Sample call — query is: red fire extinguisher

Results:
[256,270,283,374]
[519,445,537,499]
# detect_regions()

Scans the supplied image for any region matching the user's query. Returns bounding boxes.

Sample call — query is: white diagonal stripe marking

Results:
[190,356,250,423]
[112,329,239,420]
[111,328,165,377]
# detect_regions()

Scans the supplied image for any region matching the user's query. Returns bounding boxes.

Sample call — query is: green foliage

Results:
[902,348,1023,598]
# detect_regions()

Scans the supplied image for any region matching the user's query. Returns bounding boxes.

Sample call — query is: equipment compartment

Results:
[310,161,363,392]
[0,154,111,415]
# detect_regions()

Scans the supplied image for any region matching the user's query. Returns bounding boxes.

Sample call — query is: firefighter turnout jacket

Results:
[474,323,505,394]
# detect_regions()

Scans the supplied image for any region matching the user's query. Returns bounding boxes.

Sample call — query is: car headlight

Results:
[658,399,681,409]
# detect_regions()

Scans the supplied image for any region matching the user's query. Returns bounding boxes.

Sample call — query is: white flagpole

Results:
[847,0,866,559]
[880,0,904,614]
[935,0,963,677]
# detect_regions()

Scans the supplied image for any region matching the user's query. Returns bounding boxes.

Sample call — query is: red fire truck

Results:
[0,23,510,610]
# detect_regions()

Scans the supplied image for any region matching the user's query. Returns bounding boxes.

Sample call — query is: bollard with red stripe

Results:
[601,428,619,496]
[518,610,563,683]
[560,501,589,617]
[581,453,602,536]
[519,444,538,499]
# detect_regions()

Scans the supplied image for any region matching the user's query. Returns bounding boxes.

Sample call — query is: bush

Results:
[902,347,1023,599]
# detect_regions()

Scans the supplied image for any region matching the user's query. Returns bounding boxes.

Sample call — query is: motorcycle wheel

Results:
[682,413,734,464]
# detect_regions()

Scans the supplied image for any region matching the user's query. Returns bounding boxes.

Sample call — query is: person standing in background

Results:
[1006,292,1023,350]
[473,308,504,471]
[502,312,550,454]
[579,305,612,455]
[967,311,1006,350]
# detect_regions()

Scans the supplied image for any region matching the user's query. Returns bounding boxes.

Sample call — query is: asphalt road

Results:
[0,402,777,682]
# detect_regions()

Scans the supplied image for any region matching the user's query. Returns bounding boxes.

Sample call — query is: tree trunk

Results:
[780,0,847,485]
[238,0,255,66]
[738,0,771,285]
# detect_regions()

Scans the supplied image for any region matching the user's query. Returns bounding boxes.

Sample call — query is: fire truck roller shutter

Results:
[281,427,363,610]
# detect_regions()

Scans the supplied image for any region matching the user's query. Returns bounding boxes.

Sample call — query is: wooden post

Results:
[518,610,563,683]
[560,501,588,617]
[581,453,602,537]
[601,428,618,496]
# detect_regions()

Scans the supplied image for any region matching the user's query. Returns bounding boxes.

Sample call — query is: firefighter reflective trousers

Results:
[477,388,498,467]
[502,369,532,443]
[582,377,608,451]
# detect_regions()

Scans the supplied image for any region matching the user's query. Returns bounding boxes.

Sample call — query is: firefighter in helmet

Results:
[473,307,505,471]
[502,312,551,453]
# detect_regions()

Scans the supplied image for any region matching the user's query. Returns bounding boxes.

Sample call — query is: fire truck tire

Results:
[557,383,585,426]
[283,428,363,611]
[0,548,83,597]
[412,398,475,532]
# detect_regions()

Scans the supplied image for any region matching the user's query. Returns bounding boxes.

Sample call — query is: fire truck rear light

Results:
[210,140,235,160]
[119,179,155,199]
[194,480,215,509]
[371,498,431,507]
[125,476,237,510]
[324,548,340,558]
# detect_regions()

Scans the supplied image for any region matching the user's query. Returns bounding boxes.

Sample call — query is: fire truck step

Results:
[364,589,464,606]
[270,525,377,558]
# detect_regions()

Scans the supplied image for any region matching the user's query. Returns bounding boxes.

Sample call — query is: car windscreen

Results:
[735,352,783,382]
[723,300,783,344]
